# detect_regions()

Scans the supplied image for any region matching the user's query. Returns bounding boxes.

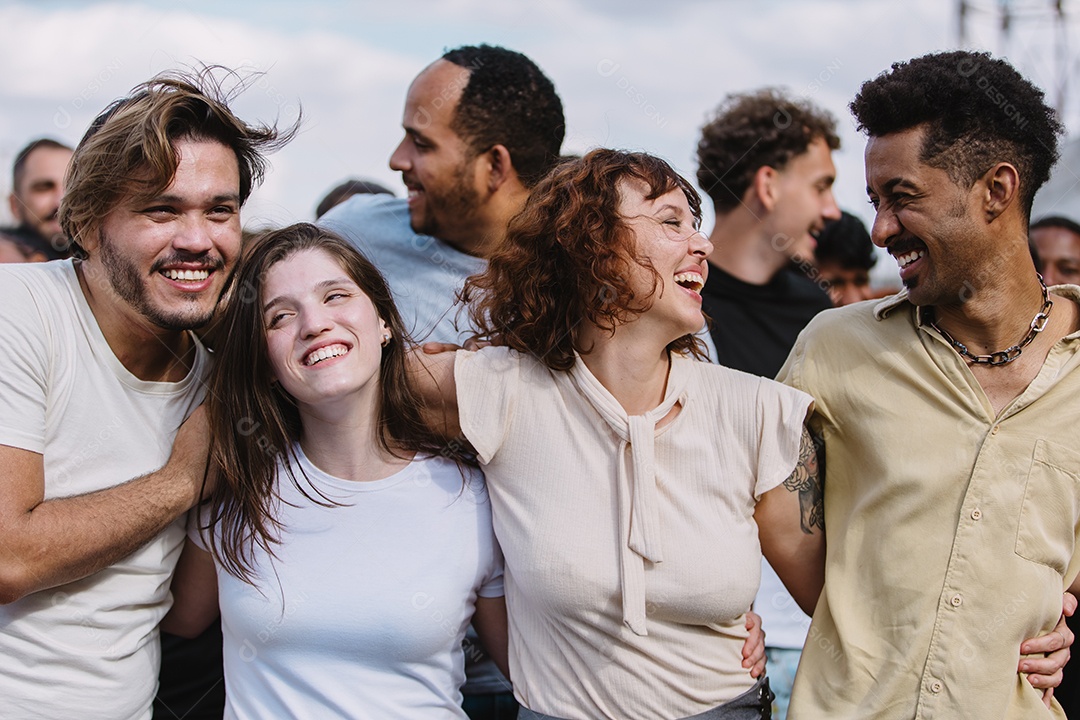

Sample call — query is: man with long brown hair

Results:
[0,68,292,720]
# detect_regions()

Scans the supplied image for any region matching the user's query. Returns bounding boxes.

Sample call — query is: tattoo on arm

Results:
[783,425,825,534]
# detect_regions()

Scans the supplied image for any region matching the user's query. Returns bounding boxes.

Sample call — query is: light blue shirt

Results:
[320,194,487,345]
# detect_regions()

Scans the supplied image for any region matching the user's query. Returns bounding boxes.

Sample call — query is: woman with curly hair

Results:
[161,223,507,718]
[416,149,824,719]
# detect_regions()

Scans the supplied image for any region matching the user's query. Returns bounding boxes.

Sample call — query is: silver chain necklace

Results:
[929,276,1053,366]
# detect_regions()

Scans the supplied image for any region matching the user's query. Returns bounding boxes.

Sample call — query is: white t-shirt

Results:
[0,260,209,720]
[192,447,504,720]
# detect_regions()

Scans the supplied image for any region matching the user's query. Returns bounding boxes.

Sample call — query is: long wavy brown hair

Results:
[462,148,707,371]
[204,223,471,583]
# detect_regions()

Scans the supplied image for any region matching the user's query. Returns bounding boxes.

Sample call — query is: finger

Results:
[421,342,462,354]
[1042,686,1055,709]
[462,339,492,351]
[1065,592,1078,618]
[1021,630,1068,656]
[1022,646,1067,682]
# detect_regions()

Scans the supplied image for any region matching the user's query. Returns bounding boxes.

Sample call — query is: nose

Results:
[172,217,215,255]
[689,229,713,257]
[821,189,841,222]
[389,137,410,172]
[298,305,333,340]
[870,204,900,249]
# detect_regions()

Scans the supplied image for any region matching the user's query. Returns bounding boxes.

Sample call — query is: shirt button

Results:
[991,425,1000,435]
[930,680,944,693]
[971,508,982,520]
[950,594,963,607]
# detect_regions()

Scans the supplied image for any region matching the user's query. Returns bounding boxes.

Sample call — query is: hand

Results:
[422,341,462,354]
[421,338,492,354]
[168,405,212,505]
[1019,592,1076,707]
[742,611,767,678]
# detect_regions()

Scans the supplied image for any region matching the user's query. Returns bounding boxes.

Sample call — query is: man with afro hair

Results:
[778,50,1078,718]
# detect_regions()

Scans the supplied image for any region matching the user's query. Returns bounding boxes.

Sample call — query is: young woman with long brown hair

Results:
[416,149,825,720]
[162,223,507,718]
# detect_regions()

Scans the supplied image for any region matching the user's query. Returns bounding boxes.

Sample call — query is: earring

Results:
[381,333,392,347]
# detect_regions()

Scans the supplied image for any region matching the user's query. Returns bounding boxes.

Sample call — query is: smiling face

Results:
[766,137,841,263]
[865,125,986,308]
[619,180,713,341]
[86,138,241,331]
[262,247,388,411]
[389,60,484,244]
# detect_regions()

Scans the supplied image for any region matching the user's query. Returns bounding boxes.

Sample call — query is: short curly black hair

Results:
[442,44,565,189]
[850,50,1063,220]
[815,211,877,271]
[696,88,839,213]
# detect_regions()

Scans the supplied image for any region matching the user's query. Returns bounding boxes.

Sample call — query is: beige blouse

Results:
[456,348,811,719]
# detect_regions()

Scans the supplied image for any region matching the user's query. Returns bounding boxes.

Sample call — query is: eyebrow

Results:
[867,177,915,195]
[262,277,354,312]
[146,193,241,205]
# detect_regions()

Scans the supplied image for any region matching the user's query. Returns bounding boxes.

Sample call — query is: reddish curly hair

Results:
[462,148,707,371]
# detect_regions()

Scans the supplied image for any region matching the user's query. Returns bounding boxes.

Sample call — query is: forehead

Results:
[264,248,349,294]
[1031,225,1080,256]
[617,177,687,214]
[864,126,933,189]
[783,136,836,179]
[403,59,469,134]
[19,146,72,180]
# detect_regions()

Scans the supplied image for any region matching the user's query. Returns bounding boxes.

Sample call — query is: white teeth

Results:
[673,272,704,293]
[163,268,210,282]
[895,250,925,269]
[304,344,349,366]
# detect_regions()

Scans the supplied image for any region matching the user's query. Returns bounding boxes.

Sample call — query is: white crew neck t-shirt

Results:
[193,448,503,719]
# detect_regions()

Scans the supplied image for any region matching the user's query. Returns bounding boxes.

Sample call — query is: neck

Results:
[707,209,789,284]
[932,264,1046,355]
[578,324,672,415]
[297,390,410,482]
[440,182,529,258]
[75,259,195,382]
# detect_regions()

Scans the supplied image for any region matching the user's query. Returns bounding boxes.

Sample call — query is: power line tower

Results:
[957,0,1076,130]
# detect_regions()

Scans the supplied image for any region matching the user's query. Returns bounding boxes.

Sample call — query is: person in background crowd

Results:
[813,210,877,306]
[7,138,73,259]
[1030,215,1080,287]
[314,177,395,219]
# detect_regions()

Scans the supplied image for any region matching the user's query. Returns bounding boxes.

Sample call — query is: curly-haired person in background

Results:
[779,50,1078,719]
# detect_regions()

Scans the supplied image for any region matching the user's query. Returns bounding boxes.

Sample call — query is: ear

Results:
[983,162,1020,223]
[484,144,518,194]
[79,224,101,254]
[8,192,21,222]
[750,165,780,212]
[379,317,392,347]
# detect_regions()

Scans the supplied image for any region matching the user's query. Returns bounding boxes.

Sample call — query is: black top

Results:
[701,264,833,379]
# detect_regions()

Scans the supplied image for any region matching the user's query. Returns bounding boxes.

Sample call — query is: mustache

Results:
[150,253,225,273]
[887,237,927,256]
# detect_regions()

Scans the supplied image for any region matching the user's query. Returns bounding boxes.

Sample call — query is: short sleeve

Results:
[0,270,51,453]
[752,379,814,499]
[454,347,521,464]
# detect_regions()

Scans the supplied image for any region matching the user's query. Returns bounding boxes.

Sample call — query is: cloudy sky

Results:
[1,0,1077,249]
